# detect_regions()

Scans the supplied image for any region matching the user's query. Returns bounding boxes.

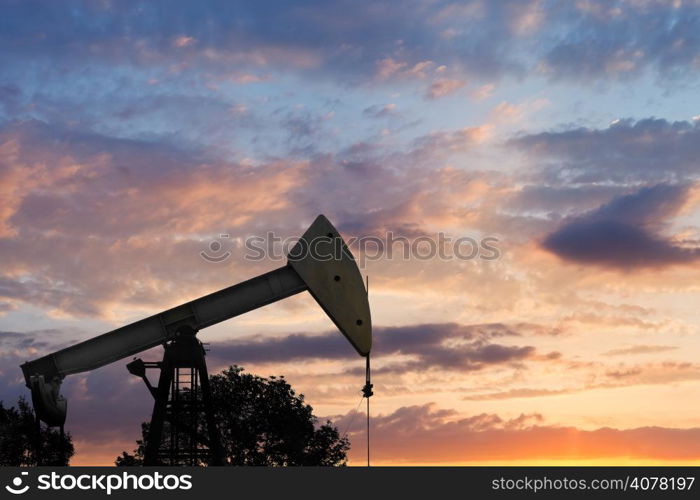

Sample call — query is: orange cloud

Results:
[426,79,466,99]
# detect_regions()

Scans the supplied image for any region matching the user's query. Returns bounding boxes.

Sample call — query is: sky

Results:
[1,0,700,466]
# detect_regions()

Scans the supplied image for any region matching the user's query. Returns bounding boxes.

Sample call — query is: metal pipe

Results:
[21,265,306,383]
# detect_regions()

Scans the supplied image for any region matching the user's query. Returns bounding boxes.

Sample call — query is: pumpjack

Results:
[20,215,372,465]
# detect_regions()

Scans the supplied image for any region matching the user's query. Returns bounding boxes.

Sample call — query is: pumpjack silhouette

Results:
[21,215,372,465]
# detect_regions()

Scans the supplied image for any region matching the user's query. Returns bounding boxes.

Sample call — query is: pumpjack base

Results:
[127,326,224,466]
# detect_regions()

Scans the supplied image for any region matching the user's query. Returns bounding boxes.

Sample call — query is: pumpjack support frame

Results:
[131,325,224,465]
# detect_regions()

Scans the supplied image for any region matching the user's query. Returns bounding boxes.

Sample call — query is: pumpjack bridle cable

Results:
[361,275,373,467]
[338,354,372,467]
[362,354,373,467]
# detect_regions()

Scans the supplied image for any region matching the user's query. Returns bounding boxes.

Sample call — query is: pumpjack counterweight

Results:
[20,215,372,464]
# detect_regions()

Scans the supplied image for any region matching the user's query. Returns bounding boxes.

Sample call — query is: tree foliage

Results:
[117,366,349,466]
[0,396,74,466]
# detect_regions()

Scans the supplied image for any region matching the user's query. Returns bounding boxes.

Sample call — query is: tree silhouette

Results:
[116,366,349,466]
[0,396,74,465]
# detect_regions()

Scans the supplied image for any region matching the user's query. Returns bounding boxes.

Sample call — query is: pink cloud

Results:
[425,78,466,99]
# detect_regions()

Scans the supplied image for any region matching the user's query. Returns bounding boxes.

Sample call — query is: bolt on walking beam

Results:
[20,215,372,464]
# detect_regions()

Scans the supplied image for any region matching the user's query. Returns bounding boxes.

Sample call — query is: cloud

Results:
[541,0,700,81]
[0,112,513,319]
[279,108,333,150]
[502,118,700,257]
[489,98,548,124]
[335,403,700,463]
[0,84,22,118]
[0,329,69,353]
[599,361,700,386]
[463,361,700,401]
[506,184,624,216]
[605,367,643,379]
[543,219,699,269]
[425,79,466,99]
[542,183,700,269]
[603,345,678,356]
[210,322,559,374]
[470,83,496,100]
[3,0,698,90]
[409,126,492,157]
[0,352,35,406]
[511,118,700,185]
[0,120,307,316]
[464,388,572,400]
[362,103,398,119]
